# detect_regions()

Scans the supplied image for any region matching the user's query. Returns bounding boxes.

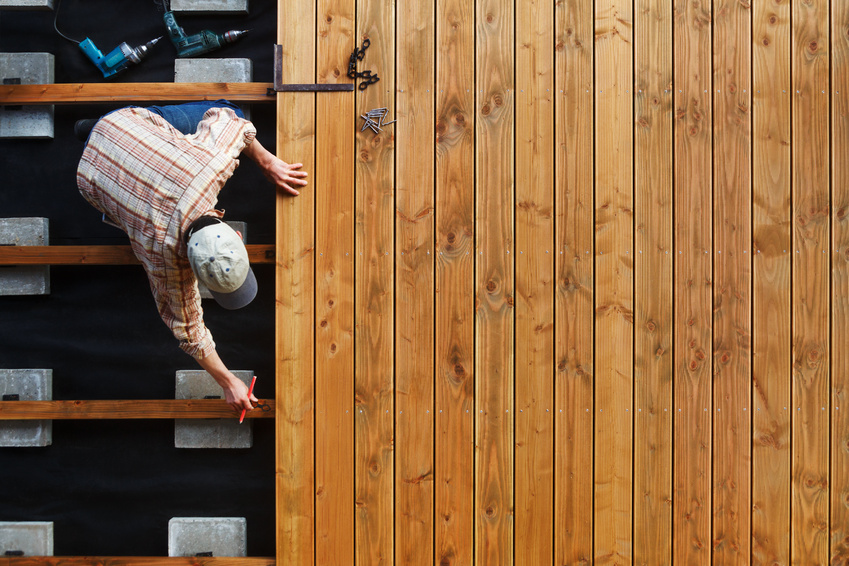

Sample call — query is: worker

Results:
[75,100,307,413]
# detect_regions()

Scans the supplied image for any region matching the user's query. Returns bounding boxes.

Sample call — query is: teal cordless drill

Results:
[78,36,161,79]
[163,11,248,58]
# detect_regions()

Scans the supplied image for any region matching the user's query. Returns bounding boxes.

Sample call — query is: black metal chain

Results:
[347,39,380,91]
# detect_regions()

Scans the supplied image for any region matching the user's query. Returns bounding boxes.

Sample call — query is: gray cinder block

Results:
[175,59,252,122]
[0,1,54,10]
[0,217,49,296]
[193,221,246,300]
[0,369,52,448]
[0,53,54,139]
[168,517,246,557]
[175,369,253,449]
[169,0,247,14]
[0,522,53,556]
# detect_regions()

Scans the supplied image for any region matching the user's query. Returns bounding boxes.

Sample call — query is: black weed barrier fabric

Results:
[0,1,283,555]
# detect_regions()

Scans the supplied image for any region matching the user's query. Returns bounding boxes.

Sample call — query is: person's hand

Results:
[262,156,309,196]
[222,375,258,412]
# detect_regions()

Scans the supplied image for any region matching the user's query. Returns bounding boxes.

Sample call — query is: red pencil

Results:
[240,375,257,424]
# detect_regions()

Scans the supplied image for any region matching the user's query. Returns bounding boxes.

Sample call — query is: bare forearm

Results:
[241,137,309,196]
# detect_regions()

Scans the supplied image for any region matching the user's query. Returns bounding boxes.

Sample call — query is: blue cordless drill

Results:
[163,11,248,58]
[79,37,161,79]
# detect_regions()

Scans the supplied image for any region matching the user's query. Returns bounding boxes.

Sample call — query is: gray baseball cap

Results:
[187,222,257,310]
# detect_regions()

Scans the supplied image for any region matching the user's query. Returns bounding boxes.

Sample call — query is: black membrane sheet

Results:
[0,1,287,555]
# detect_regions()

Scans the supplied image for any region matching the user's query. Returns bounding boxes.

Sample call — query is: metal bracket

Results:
[271,45,355,93]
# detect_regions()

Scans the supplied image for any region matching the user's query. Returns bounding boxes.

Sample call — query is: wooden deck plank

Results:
[633,0,673,563]
[395,0,435,563]
[592,1,633,563]
[0,399,274,420]
[711,1,752,563]
[751,0,792,563]
[790,1,830,563]
[514,0,554,562]
[831,2,849,562]
[435,0,476,560]
[314,0,356,562]
[0,83,275,104]
[275,0,316,562]
[0,245,274,265]
[474,0,515,561]
[672,1,713,563]
[354,0,396,562]
[553,0,594,562]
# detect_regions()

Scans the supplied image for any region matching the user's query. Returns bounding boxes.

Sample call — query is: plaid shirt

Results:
[77,106,257,360]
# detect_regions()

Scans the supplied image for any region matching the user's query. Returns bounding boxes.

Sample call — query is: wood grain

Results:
[554,0,594,563]
[711,1,752,563]
[435,0,476,561]
[475,0,514,561]
[0,245,275,265]
[0,83,275,104]
[314,0,356,562]
[395,0,435,563]
[752,0,792,563]
[354,0,396,562]
[791,0,830,563]
[514,0,554,564]
[672,0,712,563]
[276,0,316,562]
[633,0,673,563]
[831,2,849,562]
[593,0,633,563]
[0,400,274,420]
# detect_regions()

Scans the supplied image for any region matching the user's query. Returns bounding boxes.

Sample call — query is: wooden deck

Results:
[274,0,848,564]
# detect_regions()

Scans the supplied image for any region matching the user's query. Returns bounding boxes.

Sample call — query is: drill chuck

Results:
[127,37,161,64]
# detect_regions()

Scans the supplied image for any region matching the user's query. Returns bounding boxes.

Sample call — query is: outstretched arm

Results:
[241,136,309,196]
[196,349,258,412]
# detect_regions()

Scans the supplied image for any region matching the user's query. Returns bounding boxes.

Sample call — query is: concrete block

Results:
[0,53,54,139]
[169,0,247,14]
[0,522,53,556]
[175,59,252,122]
[194,221,246,300]
[0,217,49,296]
[168,517,246,557]
[175,369,253,449]
[0,0,54,10]
[0,369,52,448]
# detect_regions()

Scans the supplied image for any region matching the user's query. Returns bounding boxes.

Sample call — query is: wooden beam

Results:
[0,245,275,265]
[0,558,275,566]
[0,83,275,105]
[0,399,275,420]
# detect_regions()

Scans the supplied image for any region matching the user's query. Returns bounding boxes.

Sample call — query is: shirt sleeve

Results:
[191,107,257,160]
[149,251,217,360]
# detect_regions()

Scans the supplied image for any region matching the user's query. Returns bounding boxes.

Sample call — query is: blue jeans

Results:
[145,100,245,134]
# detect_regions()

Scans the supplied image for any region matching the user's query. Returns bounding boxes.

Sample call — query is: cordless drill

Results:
[79,37,161,79]
[163,11,249,58]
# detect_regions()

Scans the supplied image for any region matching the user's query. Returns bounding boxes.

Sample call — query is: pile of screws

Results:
[347,38,380,91]
[360,108,395,134]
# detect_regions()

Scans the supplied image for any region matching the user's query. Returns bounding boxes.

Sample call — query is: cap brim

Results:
[209,266,257,310]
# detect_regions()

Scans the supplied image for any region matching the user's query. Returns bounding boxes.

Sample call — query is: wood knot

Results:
[486,280,497,292]
[768,15,777,25]
[436,120,447,136]
[320,320,328,328]
[485,506,496,518]
[655,347,665,357]
[809,41,818,53]
[447,232,456,244]
[481,104,491,116]
[557,360,567,371]
[329,343,337,353]
[493,95,504,107]
[645,319,656,332]
[333,68,340,78]
[762,37,770,47]
[454,364,465,377]
[325,15,333,23]
[486,13,494,23]
[328,299,334,308]
[454,112,465,126]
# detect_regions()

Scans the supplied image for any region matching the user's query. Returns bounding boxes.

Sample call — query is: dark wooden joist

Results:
[0,399,275,420]
[0,558,275,566]
[0,83,276,105]
[0,245,275,265]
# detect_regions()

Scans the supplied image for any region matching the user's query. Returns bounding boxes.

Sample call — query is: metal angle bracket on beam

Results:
[271,45,354,93]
